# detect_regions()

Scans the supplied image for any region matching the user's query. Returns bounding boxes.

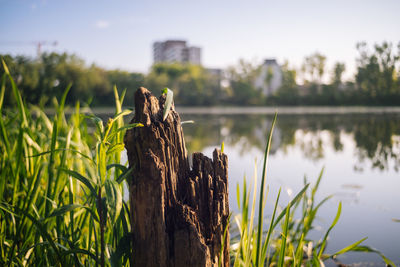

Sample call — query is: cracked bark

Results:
[124,87,229,267]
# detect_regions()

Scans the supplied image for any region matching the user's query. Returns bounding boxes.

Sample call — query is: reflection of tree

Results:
[181,114,276,156]
[352,115,400,171]
[181,113,400,172]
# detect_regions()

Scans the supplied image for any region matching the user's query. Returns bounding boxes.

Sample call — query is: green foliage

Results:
[355,41,400,103]
[2,41,400,107]
[225,59,265,105]
[0,64,140,266]
[0,52,144,107]
[332,62,346,86]
[273,61,299,104]
[145,63,221,105]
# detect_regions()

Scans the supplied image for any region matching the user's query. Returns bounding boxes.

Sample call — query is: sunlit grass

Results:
[0,59,141,266]
[230,115,396,266]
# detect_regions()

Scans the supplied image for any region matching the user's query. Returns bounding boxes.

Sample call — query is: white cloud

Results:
[95,20,110,29]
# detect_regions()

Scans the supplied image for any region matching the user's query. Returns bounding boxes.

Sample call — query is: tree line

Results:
[1,41,399,107]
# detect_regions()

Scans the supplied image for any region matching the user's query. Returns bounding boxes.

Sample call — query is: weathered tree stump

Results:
[124,87,229,267]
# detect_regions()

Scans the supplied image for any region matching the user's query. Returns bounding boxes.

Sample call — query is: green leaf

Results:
[163,88,173,121]
[277,200,291,267]
[236,182,241,211]
[107,163,128,173]
[86,115,104,140]
[106,123,143,141]
[107,143,125,155]
[105,179,122,225]
[60,248,100,265]
[318,202,342,257]
[60,168,97,196]
[116,167,133,184]
[272,183,310,229]
[47,204,82,219]
[0,73,5,110]
[27,148,93,162]
[1,58,10,74]
[2,58,28,125]
[110,233,131,267]
[104,109,133,139]
[322,237,367,259]
[1,206,64,265]
[348,245,396,266]
[255,113,277,267]
[263,188,281,253]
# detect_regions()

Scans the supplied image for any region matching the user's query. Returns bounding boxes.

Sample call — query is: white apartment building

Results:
[153,40,201,65]
[254,59,283,96]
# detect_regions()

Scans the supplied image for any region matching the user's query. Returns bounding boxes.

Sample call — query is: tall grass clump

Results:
[230,114,396,267]
[0,60,141,266]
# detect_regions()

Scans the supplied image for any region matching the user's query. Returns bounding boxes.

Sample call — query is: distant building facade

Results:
[153,40,201,65]
[254,59,283,96]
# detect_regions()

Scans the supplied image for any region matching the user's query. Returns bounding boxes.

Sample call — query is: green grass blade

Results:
[106,123,143,142]
[318,202,342,258]
[45,118,58,216]
[272,183,310,229]
[106,163,128,172]
[323,237,367,259]
[116,167,133,184]
[60,248,100,265]
[262,188,281,257]
[27,148,93,162]
[349,246,396,266]
[277,201,291,267]
[47,204,82,219]
[312,167,324,200]
[60,168,97,196]
[0,73,5,109]
[255,112,277,267]
[1,58,28,126]
[105,179,122,226]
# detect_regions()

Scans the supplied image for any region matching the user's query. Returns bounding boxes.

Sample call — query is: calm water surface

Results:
[178,111,400,266]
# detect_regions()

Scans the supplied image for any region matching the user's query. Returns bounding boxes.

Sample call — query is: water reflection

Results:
[181,113,400,172]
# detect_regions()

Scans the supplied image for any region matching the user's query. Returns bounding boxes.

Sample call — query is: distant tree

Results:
[107,70,144,107]
[274,61,299,104]
[355,41,400,103]
[331,62,346,86]
[301,52,326,87]
[0,52,139,106]
[315,53,326,85]
[145,63,219,105]
[225,59,264,105]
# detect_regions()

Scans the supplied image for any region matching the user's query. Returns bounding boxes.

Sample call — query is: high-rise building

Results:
[153,40,201,65]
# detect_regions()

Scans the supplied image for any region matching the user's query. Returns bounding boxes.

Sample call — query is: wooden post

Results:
[124,87,229,267]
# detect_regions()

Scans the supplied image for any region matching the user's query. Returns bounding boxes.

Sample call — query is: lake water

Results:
[177,108,400,266]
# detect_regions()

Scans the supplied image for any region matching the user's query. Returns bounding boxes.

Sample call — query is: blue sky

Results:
[1,0,399,79]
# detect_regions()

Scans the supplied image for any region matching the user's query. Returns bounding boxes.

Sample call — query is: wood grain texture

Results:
[124,87,229,267]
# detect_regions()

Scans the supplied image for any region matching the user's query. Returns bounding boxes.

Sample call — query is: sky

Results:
[0,0,399,80]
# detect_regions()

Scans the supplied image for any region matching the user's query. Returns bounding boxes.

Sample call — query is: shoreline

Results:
[44,106,400,115]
